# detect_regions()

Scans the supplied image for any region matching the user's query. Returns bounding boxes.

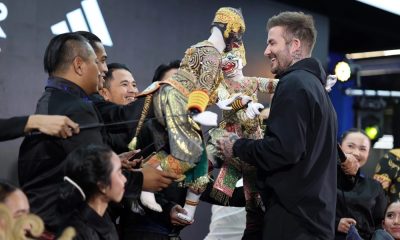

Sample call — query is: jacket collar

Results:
[276,57,327,86]
[46,76,90,101]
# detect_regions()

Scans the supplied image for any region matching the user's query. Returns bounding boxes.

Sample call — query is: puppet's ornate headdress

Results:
[212,7,246,39]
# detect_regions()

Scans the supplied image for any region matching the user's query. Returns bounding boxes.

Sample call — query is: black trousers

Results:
[242,205,264,240]
[263,203,320,240]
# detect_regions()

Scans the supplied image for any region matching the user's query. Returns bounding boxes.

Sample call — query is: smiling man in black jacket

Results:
[217,12,338,239]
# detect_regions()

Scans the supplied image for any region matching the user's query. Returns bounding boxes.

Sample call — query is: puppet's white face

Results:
[222,51,243,78]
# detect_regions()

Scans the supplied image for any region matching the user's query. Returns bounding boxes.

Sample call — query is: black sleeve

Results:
[94,97,146,135]
[337,161,359,191]
[94,96,150,153]
[0,116,29,141]
[123,170,143,199]
[233,78,309,173]
[59,107,104,153]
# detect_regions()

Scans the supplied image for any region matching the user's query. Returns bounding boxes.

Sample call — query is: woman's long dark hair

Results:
[59,144,114,208]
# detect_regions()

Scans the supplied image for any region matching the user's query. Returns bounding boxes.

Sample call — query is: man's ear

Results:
[99,88,111,101]
[290,38,301,53]
[72,56,85,76]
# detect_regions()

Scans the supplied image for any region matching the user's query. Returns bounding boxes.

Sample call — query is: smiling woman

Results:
[336,129,387,240]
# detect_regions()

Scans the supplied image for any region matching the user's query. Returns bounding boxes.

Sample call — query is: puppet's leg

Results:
[177,150,209,222]
[177,190,201,222]
[140,153,192,213]
[140,175,163,212]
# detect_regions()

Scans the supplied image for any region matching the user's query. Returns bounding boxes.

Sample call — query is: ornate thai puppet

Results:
[132,7,246,222]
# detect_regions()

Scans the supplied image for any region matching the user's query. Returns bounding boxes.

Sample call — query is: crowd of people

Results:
[0,6,399,240]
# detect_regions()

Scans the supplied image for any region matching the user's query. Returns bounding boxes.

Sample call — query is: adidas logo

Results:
[0,2,8,39]
[51,0,113,46]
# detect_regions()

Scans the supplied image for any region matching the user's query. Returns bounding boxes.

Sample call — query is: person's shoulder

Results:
[45,88,87,106]
[66,211,99,239]
[37,89,90,116]
[279,70,311,89]
[284,69,315,82]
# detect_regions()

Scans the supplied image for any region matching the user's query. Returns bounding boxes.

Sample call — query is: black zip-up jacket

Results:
[233,58,338,239]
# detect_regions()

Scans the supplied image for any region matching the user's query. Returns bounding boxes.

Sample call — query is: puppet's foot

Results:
[140,191,162,212]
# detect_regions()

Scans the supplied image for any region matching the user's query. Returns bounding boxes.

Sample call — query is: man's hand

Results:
[141,165,178,191]
[341,154,360,176]
[170,205,193,226]
[216,133,240,160]
[26,115,79,138]
[337,218,357,233]
[259,108,270,120]
[119,150,143,171]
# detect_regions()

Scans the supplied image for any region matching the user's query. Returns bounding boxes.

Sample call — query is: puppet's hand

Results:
[325,75,337,92]
[192,111,218,126]
[245,102,265,119]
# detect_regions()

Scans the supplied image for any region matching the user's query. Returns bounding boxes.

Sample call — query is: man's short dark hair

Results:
[76,31,102,52]
[43,32,92,76]
[103,63,131,89]
[267,11,317,54]
[152,60,181,82]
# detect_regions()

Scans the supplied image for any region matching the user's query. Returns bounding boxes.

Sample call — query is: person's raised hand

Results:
[119,150,143,171]
[141,165,179,192]
[26,115,79,138]
[341,154,360,176]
